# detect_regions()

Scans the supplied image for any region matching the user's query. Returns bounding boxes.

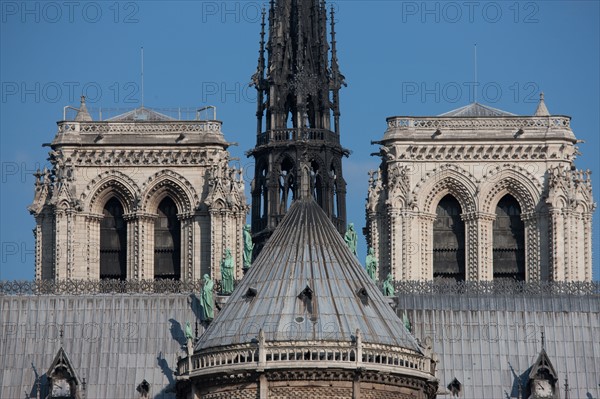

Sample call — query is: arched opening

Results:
[310,160,322,207]
[279,158,295,213]
[154,197,181,280]
[100,197,127,280]
[433,195,465,281]
[493,194,525,280]
[330,164,338,218]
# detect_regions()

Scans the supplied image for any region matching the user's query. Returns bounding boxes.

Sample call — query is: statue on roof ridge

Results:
[366,247,378,281]
[200,274,215,321]
[220,249,234,294]
[344,223,358,256]
[243,224,254,269]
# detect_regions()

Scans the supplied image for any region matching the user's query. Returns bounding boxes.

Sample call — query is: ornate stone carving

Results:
[141,169,199,213]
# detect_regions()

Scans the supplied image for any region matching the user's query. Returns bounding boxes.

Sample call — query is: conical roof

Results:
[439,102,515,117]
[74,96,92,121]
[196,198,421,352]
[534,92,550,116]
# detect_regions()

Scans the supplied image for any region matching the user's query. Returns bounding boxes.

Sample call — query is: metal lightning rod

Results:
[141,46,144,108]
[474,43,478,103]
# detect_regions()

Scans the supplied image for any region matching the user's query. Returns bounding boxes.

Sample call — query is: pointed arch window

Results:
[493,194,525,280]
[279,158,295,213]
[433,195,465,281]
[100,197,127,280]
[154,197,181,280]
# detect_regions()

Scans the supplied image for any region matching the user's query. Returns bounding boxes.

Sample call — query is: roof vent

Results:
[447,377,462,397]
[298,285,314,315]
[136,379,150,398]
[298,285,313,300]
[356,287,369,305]
[244,287,258,300]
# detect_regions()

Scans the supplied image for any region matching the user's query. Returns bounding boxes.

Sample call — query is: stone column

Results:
[401,209,416,281]
[461,212,479,281]
[387,207,401,281]
[123,213,137,279]
[522,212,541,281]
[583,212,593,281]
[142,213,157,280]
[179,212,195,281]
[85,213,102,279]
[547,207,564,281]
[464,212,495,281]
[417,212,436,281]
[33,219,41,280]
[54,208,67,279]
[65,208,76,279]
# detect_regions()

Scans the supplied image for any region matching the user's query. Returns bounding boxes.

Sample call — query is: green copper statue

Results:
[221,249,235,294]
[344,223,358,256]
[243,224,254,269]
[365,247,378,281]
[200,274,214,320]
[382,273,395,296]
[185,321,194,341]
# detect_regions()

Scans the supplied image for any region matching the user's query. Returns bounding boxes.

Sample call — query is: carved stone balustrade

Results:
[177,339,435,381]
[256,128,339,146]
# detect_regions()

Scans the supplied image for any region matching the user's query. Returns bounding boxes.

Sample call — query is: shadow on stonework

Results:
[189,294,204,323]
[154,351,176,398]
[27,367,48,399]
[152,381,177,399]
[168,319,186,347]
[508,361,531,398]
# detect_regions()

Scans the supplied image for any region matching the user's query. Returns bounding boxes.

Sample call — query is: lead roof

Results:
[195,198,421,352]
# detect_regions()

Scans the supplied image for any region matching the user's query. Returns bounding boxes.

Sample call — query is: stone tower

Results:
[29,98,247,281]
[248,0,348,254]
[366,95,595,282]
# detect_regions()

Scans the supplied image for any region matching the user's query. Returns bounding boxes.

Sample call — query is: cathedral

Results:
[1,0,598,398]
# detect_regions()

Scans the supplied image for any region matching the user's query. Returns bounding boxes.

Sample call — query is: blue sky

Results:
[1,1,598,280]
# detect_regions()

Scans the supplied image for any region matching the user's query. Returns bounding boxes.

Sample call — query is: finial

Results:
[564,378,570,399]
[534,91,550,116]
[541,331,545,350]
[75,94,92,121]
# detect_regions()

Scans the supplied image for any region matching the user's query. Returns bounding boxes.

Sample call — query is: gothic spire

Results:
[248,0,348,256]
